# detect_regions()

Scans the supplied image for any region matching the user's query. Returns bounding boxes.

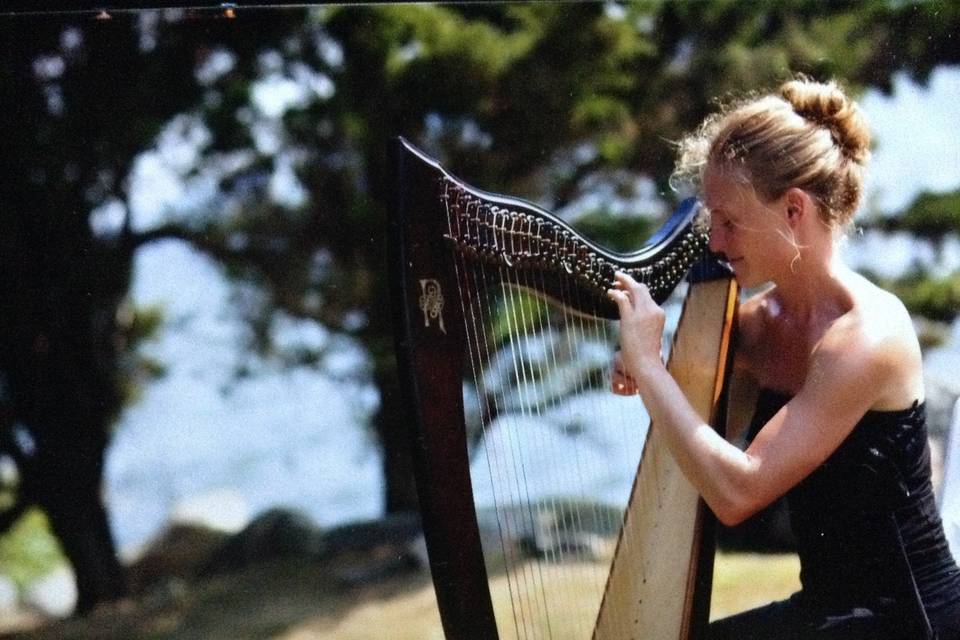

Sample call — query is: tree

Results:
[859,189,960,326]
[0,1,957,613]
[0,7,309,612]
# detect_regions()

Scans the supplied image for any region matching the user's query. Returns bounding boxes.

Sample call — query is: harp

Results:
[391,137,737,639]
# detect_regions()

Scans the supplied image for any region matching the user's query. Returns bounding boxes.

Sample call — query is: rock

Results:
[321,512,424,587]
[526,507,613,560]
[127,524,230,593]
[334,553,420,587]
[23,566,76,618]
[322,511,420,558]
[407,533,429,569]
[922,376,958,440]
[169,488,251,533]
[923,317,960,439]
[204,507,324,574]
[940,397,960,563]
[141,576,190,611]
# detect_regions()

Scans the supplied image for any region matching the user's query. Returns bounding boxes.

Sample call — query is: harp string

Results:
[501,250,555,637]
[467,192,554,637]
[563,237,628,640]
[543,235,602,635]
[478,202,547,638]
[477,213,540,638]
[505,207,598,638]
[446,180,667,639]
[454,188,536,639]
[446,188,527,636]
[512,232,560,634]
[533,214,595,628]
[520,222,586,636]
[554,251,598,640]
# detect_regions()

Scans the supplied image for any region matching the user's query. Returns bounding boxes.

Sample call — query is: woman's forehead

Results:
[703,166,752,210]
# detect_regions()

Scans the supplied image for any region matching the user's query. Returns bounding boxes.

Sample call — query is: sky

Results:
[841,66,960,280]
[860,66,960,214]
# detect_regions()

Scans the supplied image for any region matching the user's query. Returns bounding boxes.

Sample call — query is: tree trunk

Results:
[6,325,131,614]
[0,201,131,614]
[374,368,420,514]
[27,443,127,614]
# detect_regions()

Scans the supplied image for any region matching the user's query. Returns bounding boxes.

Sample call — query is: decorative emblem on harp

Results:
[418,278,446,333]
[390,136,736,640]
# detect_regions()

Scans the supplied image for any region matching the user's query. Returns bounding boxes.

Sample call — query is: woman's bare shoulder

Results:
[816,278,923,408]
[842,274,917,350]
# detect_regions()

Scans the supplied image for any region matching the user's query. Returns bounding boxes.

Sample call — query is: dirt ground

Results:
[0,552,799,639]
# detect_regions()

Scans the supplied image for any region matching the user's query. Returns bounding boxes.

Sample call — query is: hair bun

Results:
[780,78,870,164]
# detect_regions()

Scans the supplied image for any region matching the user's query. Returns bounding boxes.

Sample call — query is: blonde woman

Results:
[608,78,960,638]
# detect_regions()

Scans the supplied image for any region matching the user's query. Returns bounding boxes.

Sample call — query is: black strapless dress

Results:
[709,389,960,639]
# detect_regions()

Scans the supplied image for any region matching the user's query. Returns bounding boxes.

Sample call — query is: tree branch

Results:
[125,224,284,267]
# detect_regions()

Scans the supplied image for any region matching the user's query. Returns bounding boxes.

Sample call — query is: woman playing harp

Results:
[608,78,960,639]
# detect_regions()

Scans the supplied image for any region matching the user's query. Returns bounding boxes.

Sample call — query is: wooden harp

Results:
[391,137,737,639]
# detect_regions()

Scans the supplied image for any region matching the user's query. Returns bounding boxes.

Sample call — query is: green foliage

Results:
[890,271,960,323]
[0,510,66,590]
[150,2,960,356]
[380,4,533,81]
[490,289,547,347]
[116,305,168,410]
[571,211,656,253]
[914,319,950,351]
[125,305,165,346]
[858,190,960,327]
[863,262,960,325]
[890,190,960,239]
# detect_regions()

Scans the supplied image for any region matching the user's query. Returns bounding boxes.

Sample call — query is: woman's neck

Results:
[770,251,854,326]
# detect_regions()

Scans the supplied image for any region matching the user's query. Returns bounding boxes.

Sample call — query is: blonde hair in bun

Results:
[780,78,871,165]
[674,76,871,228]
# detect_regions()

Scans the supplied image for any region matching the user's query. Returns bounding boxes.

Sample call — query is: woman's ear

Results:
[783,188,810,227]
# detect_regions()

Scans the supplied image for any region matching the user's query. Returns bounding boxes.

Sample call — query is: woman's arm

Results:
[607,272,903,526]
[610,294,760,449]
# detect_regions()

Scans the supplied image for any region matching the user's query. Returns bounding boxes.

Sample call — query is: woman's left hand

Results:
[607,271,667,385]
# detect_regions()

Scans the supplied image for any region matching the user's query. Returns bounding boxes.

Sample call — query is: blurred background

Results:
[0,2,957,638]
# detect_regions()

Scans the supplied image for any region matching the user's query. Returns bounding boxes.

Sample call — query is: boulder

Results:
[203,507,324,574]
[940,397,960,563]
[127,524,230,593]
[321,511,424,586]
[169,488,251,533]
[923,317,960,439]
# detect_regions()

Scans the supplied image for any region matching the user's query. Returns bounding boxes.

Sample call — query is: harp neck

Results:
[397,136,712,317]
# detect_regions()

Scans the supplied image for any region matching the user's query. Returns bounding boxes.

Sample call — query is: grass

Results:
[710,551,800,620]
